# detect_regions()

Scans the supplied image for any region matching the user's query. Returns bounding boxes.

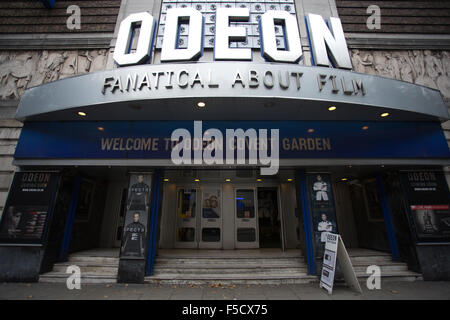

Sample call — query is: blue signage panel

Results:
[14,121,450,160]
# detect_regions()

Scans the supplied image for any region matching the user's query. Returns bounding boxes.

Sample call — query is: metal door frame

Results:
[234,185,259,249]
[113,185,129,248]
[199,183,223,249]
[174,185,200,248]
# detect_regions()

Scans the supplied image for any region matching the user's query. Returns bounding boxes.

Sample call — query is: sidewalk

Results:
[0,281,449,300]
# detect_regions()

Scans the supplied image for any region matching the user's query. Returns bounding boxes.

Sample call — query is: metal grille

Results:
[156,0,297,49]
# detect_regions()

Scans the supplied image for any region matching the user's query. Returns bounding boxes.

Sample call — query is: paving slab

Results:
[0,281,449,300]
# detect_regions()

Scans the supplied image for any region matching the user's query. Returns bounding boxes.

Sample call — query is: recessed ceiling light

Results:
[328,106,336,111]
[381,112,390,117]
[307,128,314,133]
[78,111,86,116]
[197,101,206,108]
[362,126,369,130]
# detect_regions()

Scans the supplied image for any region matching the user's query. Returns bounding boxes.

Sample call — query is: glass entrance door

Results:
[175,186,223,248]
[199,187,222,248]
[175,188,198,248]
[235,188,259,249]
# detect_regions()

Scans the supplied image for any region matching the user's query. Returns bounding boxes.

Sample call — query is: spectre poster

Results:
[120,173,152,259]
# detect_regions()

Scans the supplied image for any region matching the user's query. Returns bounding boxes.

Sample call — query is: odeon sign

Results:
[14,8,449,122]
[113,8,352,69]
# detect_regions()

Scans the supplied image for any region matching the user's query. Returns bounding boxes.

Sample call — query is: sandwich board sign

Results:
[319,233,362,294]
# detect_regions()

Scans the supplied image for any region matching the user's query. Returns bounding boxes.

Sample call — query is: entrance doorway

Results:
[334,174,391,253]
[174,185,223,249]
[172,184,284,249]
[257,187,281,248]
[57,167,129,257]
[68,177,108,254]
[159,169,295,250]
[233,186,283,249]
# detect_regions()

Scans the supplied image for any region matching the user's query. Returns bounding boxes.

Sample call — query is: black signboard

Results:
[0,172,60,244]
[401,171,450,242]
[306,173,339,257]
[120,173,152,259]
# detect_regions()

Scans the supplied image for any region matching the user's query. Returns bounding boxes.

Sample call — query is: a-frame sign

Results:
[319,233,362,294]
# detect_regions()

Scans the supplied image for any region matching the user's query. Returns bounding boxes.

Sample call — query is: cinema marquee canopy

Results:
[15,10,449,122]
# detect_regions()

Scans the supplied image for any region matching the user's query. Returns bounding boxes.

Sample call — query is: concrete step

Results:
[149,251,420,285]
[349,256,392,264]
[354,270,423,282]
[52,264,119,274]
[154,262,306,269]
[150,254,310,284]
[41,251,120,284]
[156,251,303,259]
[153,267,308,275]
[347,255,420,280]
[154,262,305,269]
[145,273,316,285]
[67,256,119,264]
[352,264,408,273]
[155,258,304,265]
[39,272,117,284]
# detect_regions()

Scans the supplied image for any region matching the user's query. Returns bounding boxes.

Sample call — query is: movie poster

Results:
[202,189,220,219]
[410,205,450,240]
[120,173,152,259]
[0,172,60,244]
[306,173,339,257]
[401,171,450,242]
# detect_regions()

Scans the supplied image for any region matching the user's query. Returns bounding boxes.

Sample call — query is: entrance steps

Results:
[38,248,421,285]
[145,249,316,285]
[145,249,422,285]
[39,249,119,284]
[347,249,422,282]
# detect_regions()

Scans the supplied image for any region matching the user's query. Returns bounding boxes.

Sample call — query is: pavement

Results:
[0,280,449,300]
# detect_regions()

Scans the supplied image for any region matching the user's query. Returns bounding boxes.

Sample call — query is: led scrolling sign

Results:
[113,4,353,69]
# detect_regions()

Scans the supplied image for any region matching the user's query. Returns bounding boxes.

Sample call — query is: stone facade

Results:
[1,47,450,214]
[0,49,108,99]
[1,49,449,100]
[0,49,110,215]
[0,0,449,215]
[350,49,450,101]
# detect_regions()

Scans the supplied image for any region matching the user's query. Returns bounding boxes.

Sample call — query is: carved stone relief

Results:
[0,49,108,99]
[351,49,450,100]
[0,48,448,101]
